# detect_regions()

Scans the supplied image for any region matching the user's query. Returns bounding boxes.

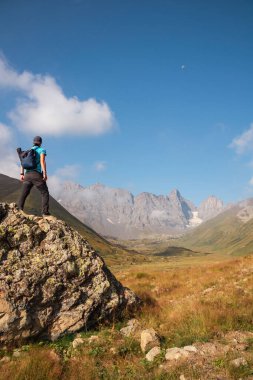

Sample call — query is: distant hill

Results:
[179,199,253,256]
[0,173,136,262]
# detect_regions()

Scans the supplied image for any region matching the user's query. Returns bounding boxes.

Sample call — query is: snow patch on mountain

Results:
[188,211,203,227]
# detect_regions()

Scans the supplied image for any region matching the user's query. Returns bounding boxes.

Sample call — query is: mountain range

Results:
[53,182,227,239]
[1,173,253,256]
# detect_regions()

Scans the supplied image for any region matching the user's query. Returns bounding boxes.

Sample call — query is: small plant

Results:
[246,338,253,351]
[118,338,140,358]
[49,334,74,355]
[88,346,106,357]
[139,358,154,371]
[0,349,8,359]
[214,357,225,368]
[113,321,125,331]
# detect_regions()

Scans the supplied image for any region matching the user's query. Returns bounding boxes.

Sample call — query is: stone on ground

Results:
[183,345,197,353]
[165,347,189,361]
[145,346,161,362]
[230,357,248,368]
[72,337,85,349]
[0,356,11,363]
[120,318,141,337]
[140,328,160,353]
[88,335,99,344]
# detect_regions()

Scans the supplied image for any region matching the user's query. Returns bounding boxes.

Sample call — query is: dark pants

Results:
[18,171,50,214]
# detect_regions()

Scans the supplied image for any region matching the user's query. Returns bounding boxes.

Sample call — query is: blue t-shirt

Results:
[26,146,47,174]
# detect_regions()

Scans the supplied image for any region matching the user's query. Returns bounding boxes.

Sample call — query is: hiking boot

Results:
[42,212,51,217]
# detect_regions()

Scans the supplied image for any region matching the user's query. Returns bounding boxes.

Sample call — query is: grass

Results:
[213,352,253,379]
[126,255,253,336]
[0,348,63,380]
[1,254,253,379]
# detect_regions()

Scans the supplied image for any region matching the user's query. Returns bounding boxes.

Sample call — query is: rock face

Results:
[236,199,253,223]
[198,196,224,221]
[0,203,139,345]
[54,183,198,239]
[52,182,228,239]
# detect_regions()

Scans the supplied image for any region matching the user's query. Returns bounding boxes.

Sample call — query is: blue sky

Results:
[0,0,253,205]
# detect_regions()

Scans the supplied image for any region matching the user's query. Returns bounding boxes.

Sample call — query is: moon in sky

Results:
[181,65,186,70]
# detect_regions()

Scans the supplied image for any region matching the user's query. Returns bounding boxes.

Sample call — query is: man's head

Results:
[33,136,42,146]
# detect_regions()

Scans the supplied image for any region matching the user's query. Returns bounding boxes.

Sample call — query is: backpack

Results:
[17,147,37,170]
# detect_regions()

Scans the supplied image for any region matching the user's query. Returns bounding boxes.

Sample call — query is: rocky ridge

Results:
[198,195,224,221]
[0,203,139,345]
[53,182,225,239]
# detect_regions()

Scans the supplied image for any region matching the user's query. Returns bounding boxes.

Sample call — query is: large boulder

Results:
[0,203,139,345]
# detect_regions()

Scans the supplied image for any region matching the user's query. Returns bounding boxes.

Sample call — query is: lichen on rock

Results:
[0,203,139,345]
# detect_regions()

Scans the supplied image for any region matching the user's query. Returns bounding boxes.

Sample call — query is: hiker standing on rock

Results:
[17,136,50,216]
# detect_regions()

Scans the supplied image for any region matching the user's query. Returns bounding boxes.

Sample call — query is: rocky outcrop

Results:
[198,195,224,221]
[0,203,139,346]
[237,199,253,222]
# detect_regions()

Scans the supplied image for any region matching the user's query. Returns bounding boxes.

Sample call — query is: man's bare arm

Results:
[40,154,47,181]
[20,165,24,181]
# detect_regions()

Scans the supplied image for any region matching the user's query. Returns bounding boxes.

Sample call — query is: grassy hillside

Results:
[179,204,253,256]
[113,202,253,258]
[0,173,143,265]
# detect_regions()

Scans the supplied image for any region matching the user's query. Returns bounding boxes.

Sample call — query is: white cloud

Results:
[47,175,62,199]
[0,123,19,178]
[0,56,34,90]
[47,164,81,198]
[54,164,80,178]
[230,124,253,188]
[230,124,253,154]
[94,161,107,172]
[0,57,115,136]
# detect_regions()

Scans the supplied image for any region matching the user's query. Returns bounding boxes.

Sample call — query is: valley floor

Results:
[1,254,253,380]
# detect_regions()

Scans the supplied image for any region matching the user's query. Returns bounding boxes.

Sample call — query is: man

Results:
[18,136,50,216]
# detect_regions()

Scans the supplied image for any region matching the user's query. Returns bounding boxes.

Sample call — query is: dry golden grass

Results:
[116,255,253,346]
[0,348,63,380]
[0,254,253,380]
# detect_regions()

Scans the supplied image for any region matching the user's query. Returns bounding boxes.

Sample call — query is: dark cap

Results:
[33,136,42,144]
